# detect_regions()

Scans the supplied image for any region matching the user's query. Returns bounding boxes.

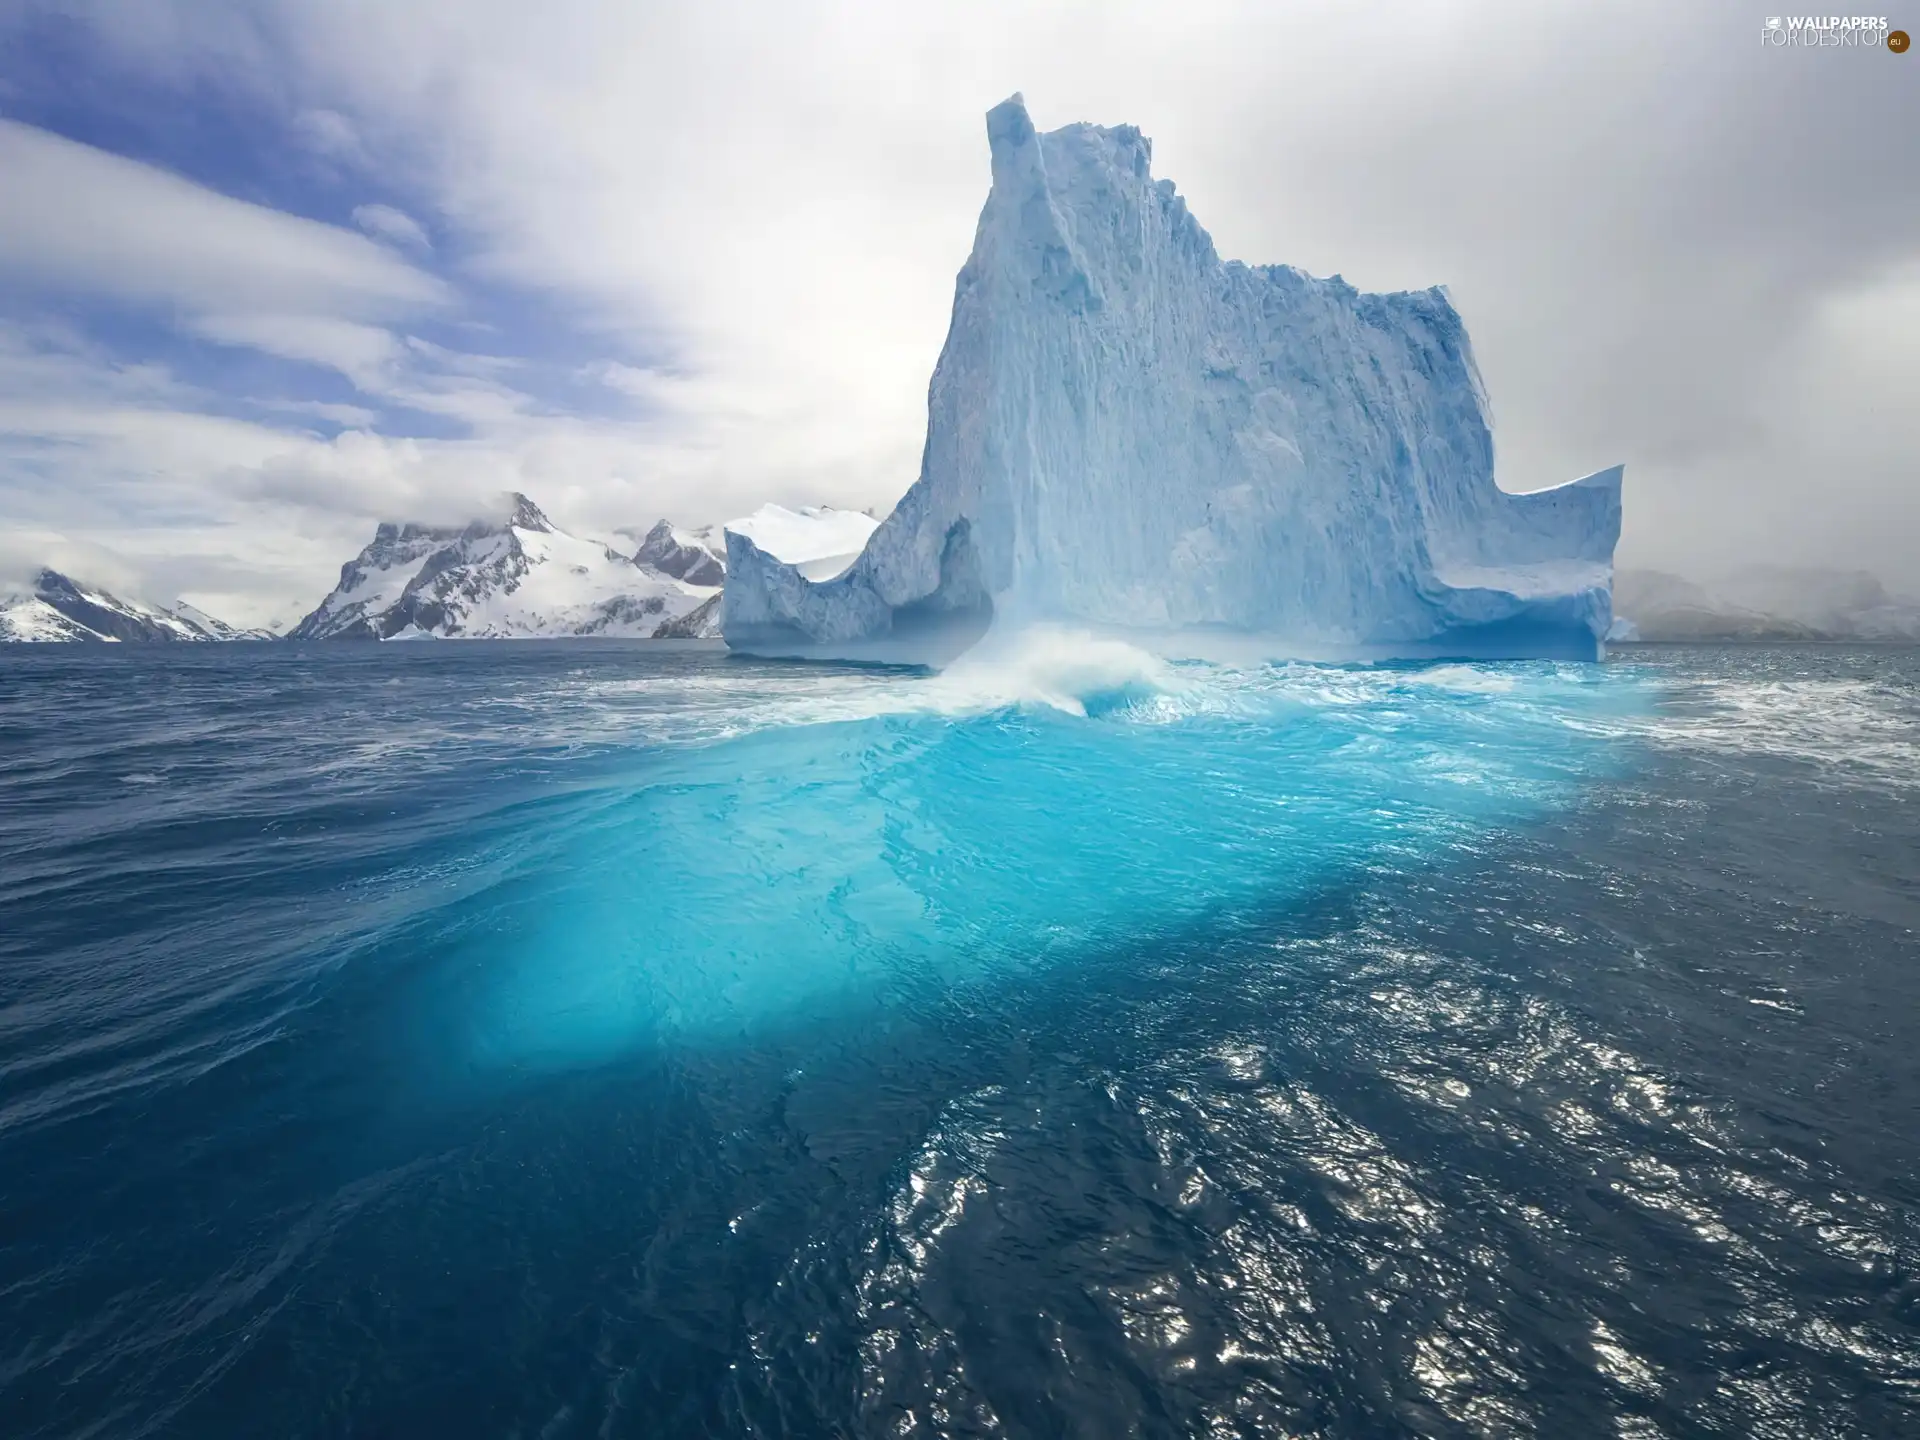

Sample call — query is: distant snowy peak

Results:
[292,493,718,640]
[32,570,206,641]
[722,505,880,582]
[628,506,878,590]
[508,494,555,532]
[4,497,876,645]
[0,570,262,643]
[170,600,274,641]
[633,520,726,587]
[1614,567,1920,642]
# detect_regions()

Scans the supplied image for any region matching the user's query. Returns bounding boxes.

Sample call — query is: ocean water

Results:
[0,638,1915,1438]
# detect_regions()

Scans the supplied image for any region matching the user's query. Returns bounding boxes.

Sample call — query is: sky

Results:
[0,1,1914,627]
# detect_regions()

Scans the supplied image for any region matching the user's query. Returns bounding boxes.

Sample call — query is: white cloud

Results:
[0,316,200,409]
[0,115,509,563]
[113,0,1901,577]
[181,311,535,425]
[352,202,432,252]
[251,397,384,428]
[0,529,147,596]
[0,118,448,319]
[291,107,368,164]
[189,313,404,391]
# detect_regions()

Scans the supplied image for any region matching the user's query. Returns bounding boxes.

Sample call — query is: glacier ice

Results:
[724,95,1622,664]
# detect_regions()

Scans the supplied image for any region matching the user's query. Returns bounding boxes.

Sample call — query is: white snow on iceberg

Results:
[724,504,880,582]
[724,95,1622,664]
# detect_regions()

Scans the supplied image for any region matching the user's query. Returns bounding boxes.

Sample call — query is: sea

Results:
[0,637,1914,1439]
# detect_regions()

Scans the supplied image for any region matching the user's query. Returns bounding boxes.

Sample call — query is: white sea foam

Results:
[560,643,1627,751]
[1590,674,1919,789]
[927,625,1180,717]
[1399,665,1518,694]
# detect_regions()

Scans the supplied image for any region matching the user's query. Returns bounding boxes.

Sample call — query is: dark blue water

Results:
[1,639,1915,1438]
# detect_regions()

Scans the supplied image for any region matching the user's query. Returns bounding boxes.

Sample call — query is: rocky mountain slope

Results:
[631,521,726,587]
[1613,567,1920,642]
[0,570,265,643]
[290,495,717,640]
[5,501,886,644]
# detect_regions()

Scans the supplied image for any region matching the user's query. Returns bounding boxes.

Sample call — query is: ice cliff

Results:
[724,95,1622,663]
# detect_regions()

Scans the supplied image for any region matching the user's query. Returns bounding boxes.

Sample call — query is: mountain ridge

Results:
[287,497,874,642]
[1613,566,1920,642]
[0,570,269,643]
[288,493,716,641]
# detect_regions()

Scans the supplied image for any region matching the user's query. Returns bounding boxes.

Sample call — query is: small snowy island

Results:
[725,95,1623,664]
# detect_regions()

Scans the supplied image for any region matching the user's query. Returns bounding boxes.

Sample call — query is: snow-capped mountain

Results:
[631,521,726,587]
[620,507,877,640]
[0,594,102,642]
[290,494,718,640]
[3,500,883,646]
[0,570,264,643]
[168,600,274,641]
[627,505,877,589]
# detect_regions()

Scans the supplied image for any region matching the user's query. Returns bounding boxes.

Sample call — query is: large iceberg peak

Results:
[724,95,1623,664]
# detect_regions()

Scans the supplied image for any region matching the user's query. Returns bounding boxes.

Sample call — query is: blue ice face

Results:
[460,642,1649,1071]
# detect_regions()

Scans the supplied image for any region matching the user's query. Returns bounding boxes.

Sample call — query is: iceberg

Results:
[724,95,1622,664]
